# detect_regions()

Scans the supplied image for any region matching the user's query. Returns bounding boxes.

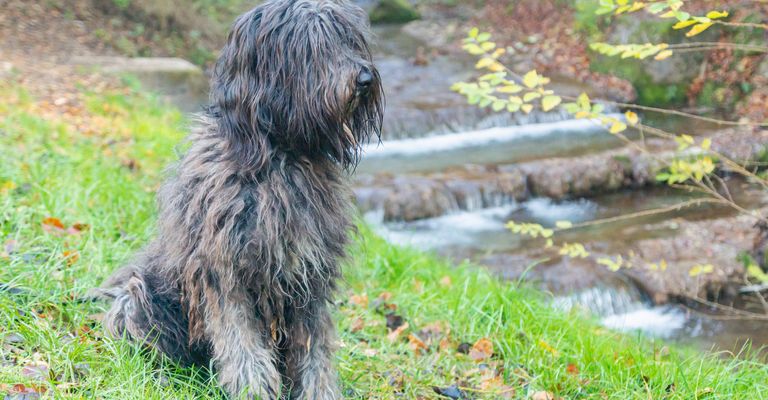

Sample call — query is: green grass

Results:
[1,80,768,399]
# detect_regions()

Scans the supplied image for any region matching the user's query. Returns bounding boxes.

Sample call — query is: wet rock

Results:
[382,177,458,222]
[522,153,632,199]
[401,20,460,51]
[369,0,420,24]
[69,56,208,112]
[357,165,528,222]
[710,128,768,163]
[622,211,762,304]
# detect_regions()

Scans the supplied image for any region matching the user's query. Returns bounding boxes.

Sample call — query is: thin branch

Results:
[560,198,729,231]
[667,42,768,53]
[713,20,768,30]
[682,295,768,320]
[559,94,768,128]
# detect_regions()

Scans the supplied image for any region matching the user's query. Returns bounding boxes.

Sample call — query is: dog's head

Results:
[211,0,384,169]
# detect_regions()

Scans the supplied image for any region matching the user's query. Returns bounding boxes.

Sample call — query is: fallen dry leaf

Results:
[0,382,47,398]
[350,317,365,333]
[21,362,49,381]
[62,250,79,266]
[439,337,453,352]
[566,363,579,375]
[408,334,428,355]
[42,217,65,232]
[469,338,493,362]
[67,223,90,235]
[531,391,556,400]
[349,293,368,308]
[387,322,409,342]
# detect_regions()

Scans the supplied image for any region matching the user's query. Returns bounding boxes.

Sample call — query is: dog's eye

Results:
[356,67,373,89]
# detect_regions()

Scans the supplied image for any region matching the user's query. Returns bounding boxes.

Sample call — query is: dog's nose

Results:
[356,68,373,88]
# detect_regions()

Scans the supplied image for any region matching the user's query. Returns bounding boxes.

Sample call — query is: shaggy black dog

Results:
[100,0,383,398]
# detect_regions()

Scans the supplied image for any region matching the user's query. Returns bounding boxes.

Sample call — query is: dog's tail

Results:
[101,266,156,342]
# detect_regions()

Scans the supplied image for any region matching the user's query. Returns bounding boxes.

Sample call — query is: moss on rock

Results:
[369,0,420,24]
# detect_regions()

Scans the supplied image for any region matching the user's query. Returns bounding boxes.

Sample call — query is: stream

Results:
[362,24,768,354]
[140,22,768,355]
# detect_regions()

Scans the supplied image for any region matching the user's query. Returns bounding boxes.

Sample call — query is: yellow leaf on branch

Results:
[522,70,540,89]
[672,20,697,30]
[687,23,713,37]
[654,50,674,60]
[541,95,562,112]
[706,10,729,19]
[625,111,639,126]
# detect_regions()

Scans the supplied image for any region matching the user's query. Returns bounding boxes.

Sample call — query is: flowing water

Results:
[363,24,768,354]
[147,22,768,354]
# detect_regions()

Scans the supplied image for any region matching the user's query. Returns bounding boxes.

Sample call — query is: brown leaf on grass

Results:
[414,321,447,349]
[531,391,556,400]
[439,337,453,352]
[349,293,368,308]
[62,250,79,266]
[67,223,90,235]
[469,338,493,362]
[350,317,365,333]
[477,370,516,398]
[387,322,409,342]
[566,363,579,375]
[407,334,428,355]
[21,363,49,381]
[0,382,46,398]
[41,217,65,233]
[372,291,397,312]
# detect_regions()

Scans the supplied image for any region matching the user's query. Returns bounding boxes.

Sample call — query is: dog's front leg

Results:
[285,303,341,400]
[205,289,282,399]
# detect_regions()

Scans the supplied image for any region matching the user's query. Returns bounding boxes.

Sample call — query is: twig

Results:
[560,198,729,231]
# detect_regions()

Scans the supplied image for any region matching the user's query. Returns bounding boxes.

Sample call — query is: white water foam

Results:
[363,116,620,158]
[523,198,598,225]
[365,205,517,249]
[601,306,687,338]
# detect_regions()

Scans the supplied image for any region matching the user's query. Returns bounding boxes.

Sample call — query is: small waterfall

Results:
[552,284,647,317]
[380,107,620,141]
[552,285,687,338]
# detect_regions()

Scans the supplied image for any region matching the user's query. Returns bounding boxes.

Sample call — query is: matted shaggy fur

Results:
[100,0,383,398]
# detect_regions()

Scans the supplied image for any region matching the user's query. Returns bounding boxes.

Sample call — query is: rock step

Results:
[356,128,768,222]
[69,56,208,112]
